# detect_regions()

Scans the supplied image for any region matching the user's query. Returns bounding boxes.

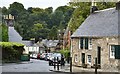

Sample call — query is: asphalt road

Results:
[1,59,120,74]
[2,59,53,72]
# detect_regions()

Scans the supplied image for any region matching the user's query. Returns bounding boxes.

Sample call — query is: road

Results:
[1,59,120,74]
[2,59,53,72]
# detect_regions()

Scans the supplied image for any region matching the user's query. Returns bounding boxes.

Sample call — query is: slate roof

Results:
[41,39,59,48]
[46,40,59,48]
[71,7,119,38]
[9,27,23,43]
[22,40,33,46]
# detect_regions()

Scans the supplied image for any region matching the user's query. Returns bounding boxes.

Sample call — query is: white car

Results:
[30,54,37,59]
[46,53,53,61]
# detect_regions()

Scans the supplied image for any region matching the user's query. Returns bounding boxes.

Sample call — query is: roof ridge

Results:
[95,7,115,12]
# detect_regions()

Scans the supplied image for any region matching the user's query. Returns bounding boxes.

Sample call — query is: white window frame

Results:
[74,54,78,62]
[110,45,115,59]
[79,38,80,49]
[87,55,91,65]
[89,38,92,50]
[79,38,85,49]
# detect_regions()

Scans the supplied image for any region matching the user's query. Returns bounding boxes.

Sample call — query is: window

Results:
[115,45,120,59]
[89,39,92,49]
[85,38,88,49]
[74,54,78,62]
[110,45,120,59]
[79,38,90,49]
[80,38,84,49]
[110,45,115,58]
[87,55,91,65]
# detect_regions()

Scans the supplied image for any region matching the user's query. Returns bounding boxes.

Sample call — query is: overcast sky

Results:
[0,0,70,10]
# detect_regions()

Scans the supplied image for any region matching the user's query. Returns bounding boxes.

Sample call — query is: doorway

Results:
[82,53,85,64]
[97,46,101,65]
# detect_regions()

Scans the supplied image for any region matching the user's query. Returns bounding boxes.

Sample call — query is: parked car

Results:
[30,53,37,59]
[45,53,53,61]
[40,53,47,60]
[37,53,40,59]
[49,53,64,66]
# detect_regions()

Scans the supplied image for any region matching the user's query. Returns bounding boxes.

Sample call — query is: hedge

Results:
[0,42,25,63]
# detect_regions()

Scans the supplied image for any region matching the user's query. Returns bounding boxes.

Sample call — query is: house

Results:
[71,2,120,71]
[22,40,45,57]
[41,39,60,52]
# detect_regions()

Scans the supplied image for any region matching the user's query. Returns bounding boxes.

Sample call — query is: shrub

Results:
[0,24,8,42]
[0,42,24,62]
[59,48,70,59]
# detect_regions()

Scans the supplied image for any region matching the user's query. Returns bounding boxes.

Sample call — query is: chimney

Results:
[90,0,98,13]
[116,1,120,10]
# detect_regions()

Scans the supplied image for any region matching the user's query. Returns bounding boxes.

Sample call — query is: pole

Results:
[95,57,97,74]
[57,57,59,71]
[54,57,56,70]
[70,57,72,73]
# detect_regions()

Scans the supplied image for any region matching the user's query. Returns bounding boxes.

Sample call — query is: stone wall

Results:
[71,37,120,71]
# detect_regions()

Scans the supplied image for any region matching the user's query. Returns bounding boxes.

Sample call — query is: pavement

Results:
[50,63,120,73]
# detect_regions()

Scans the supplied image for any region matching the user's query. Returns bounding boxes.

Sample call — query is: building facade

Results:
[71,2,120,71]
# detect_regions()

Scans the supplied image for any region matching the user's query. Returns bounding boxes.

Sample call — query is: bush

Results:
[59,48,70,59]
[0,42,25,62]
[0,24,8,42]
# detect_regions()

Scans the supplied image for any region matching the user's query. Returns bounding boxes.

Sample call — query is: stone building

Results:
[71,2,120,71]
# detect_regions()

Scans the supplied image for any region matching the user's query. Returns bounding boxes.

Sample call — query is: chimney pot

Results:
[91,0,98,13]
[116,1,120,10]
[90,6,98,13]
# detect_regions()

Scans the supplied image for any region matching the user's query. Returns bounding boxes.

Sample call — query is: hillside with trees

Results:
[1,2,115,41]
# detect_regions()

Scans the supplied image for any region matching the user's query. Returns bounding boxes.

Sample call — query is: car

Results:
[37,53,40,59]
[30,53,38,59]
[49,53,64,66]
[40,53,47,60]
[46,53,53,61]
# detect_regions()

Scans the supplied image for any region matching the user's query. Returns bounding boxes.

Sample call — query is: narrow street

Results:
[1,59,119,74]
[2,59,53,72]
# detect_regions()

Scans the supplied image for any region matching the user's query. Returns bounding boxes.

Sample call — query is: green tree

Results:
[68,2,115,32]
[8,2,25,19]
[0,24,8,42]
[48,26,57,39]
[2,7,8,15]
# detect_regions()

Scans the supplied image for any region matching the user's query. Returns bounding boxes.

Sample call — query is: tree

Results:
[68,2,115,32]
[0,24,8,42]
[45,7,53,14]
[2,7,8,15]
[8,2,25,19]
[27,7,33,13]
[48,26,57,39]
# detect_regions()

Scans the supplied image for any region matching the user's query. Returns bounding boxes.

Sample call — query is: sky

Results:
[0,0,70,10]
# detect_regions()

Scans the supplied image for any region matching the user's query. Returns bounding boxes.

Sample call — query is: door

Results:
[82,53,85,64]
[97,46,101,65]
